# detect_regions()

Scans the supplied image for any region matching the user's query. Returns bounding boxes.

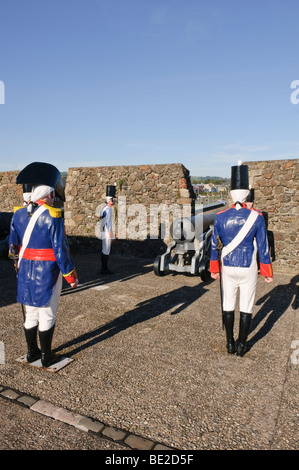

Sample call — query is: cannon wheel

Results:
[200,259,211,282]
[153,255,166,276]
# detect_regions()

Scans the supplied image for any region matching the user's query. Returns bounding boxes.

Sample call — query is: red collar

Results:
[232,203,246,209]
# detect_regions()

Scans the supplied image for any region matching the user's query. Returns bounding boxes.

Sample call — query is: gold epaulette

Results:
[13,206,23,213]
[44,204,62,218]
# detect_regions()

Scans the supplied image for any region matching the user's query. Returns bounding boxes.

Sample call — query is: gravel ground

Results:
[0,252,298,450]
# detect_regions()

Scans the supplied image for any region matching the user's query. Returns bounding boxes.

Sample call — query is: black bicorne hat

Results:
[231,163,249,190]
[106,184,116,198]
[22,183,34,193]
[16,162,65,201]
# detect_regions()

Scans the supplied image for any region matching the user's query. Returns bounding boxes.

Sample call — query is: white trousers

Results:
[221,257,257,314]
[24,273,62,331]
[102,232,111,255]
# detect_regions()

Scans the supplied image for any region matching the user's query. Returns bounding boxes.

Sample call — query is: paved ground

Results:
[0,395,127,451]
[0,252,298,451]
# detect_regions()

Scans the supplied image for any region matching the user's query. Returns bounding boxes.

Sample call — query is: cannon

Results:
[153,202,225,281]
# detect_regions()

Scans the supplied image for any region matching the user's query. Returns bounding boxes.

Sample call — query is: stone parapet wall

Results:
[246,158,299,274]
[64,163,195,257]
[1,159,298,273]
[0,171,22,211]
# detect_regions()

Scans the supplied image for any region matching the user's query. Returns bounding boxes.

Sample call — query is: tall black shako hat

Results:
[231,162,249,190]
[247,188,255,202]
[106,184,116,198]
[16,162,65,201]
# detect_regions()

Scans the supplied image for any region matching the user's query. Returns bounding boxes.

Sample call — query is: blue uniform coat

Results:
[9,204,76,307]
[210,205,273,277]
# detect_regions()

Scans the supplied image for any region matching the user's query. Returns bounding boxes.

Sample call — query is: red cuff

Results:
[63,269,78,284]
[260,263,273,277]
[210,260,220,273]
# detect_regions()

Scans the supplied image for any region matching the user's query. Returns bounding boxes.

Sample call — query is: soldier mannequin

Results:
[246,187,255,209]
[9,162,78,367]
[100,185,116,274]
[210,163,273,356]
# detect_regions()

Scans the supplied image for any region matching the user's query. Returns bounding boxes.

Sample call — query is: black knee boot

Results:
[101,253,113,274]
[236,312,252,357]
[222,311,235,354]
[24,326,41,363]
[39,325,55,367]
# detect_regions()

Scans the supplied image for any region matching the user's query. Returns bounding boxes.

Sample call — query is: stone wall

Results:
[1,159,298,272]
[246,158,299,274]
[64,163,196,258]
[0,171,22,212]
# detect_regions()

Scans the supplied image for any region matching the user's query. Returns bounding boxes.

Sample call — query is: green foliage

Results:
[191,176,230,185]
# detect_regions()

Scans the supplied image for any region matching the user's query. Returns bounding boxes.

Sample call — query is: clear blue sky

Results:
[0,0,298,178]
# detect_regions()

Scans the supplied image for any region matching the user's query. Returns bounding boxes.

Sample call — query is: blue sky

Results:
[0,0,298,178]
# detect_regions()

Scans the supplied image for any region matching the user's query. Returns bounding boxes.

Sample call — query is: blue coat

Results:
[9,203,77,307]
[210,205,273,277]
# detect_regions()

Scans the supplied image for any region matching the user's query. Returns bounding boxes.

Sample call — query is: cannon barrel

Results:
[170,211,217,243]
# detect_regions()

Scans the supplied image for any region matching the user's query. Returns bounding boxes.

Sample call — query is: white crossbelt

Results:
[221,210,259,259]
[18,205,47,268]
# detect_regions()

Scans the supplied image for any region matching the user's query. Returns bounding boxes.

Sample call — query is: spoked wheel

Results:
[153,256,166,276]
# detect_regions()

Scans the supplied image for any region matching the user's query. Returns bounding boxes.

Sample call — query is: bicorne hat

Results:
[16,162,65,201]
